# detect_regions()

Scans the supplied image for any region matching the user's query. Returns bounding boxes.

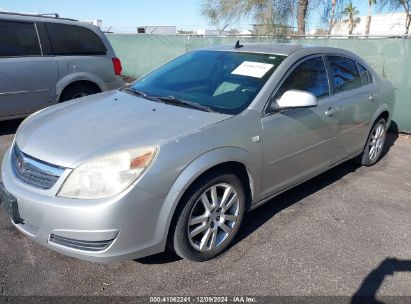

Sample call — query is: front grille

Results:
[49,234,114,252]
[11,144,65,190]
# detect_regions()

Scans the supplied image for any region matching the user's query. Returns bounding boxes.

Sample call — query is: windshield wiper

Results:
[123,89,217,113]
[122,87,159,101]
[123,87,146,97]
[153,95,216,113]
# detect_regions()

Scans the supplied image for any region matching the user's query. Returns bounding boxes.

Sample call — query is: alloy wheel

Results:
[369,122,386,161]
[187,183,240,252]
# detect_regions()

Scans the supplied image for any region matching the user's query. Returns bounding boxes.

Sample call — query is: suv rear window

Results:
[0,21,41,57]
[45,23,106,55]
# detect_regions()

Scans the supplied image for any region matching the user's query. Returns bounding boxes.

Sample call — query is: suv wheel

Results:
[358,118,387,166]
[170,172,246,261]
[60,84,99,102]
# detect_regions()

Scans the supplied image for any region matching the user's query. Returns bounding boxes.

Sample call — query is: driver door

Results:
[260,56,341,199]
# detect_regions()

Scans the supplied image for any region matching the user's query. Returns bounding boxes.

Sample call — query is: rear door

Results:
[261,56,341,198]
[0,20,58,118]
[44,22,114,86]
[326,56,379,157]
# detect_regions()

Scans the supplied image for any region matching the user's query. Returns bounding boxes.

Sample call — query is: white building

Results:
[84,19,103,28]
[240,29,252,35]
[331,12,408,36]
[195,29,230,36]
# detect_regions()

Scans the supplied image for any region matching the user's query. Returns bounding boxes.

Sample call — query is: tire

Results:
[60,84,99,102]
[357,118,387,166]
[170,172,246,261]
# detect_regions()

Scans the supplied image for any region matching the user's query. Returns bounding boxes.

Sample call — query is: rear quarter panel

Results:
[48,21,124,99]
[378,78,395,126]
[54,56,118,99]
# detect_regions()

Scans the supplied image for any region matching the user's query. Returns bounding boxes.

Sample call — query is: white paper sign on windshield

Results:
[231,61,274,78]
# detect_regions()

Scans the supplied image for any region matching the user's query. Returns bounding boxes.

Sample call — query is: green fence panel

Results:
[107,34,411,133]
[107,34,187,77]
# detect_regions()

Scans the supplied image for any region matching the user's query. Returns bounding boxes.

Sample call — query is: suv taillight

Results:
[112,57,122,76]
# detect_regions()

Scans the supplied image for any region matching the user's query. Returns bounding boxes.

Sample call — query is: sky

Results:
[0,0,390,33]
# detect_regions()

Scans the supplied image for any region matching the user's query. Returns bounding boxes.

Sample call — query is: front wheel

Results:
[358,118,387,166]
[170,172,246,261]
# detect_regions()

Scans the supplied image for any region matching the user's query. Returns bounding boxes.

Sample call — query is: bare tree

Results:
[379,0,411,34]
[252,0,295,36]
[365,0,376,36]
[201,0,296,37]
[297,0,309,34]
[316,0,348,35]
[328,0,337,34]
[200,0,243,34]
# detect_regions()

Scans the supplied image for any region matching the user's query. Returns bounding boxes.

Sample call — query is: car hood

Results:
[15,90,231,168]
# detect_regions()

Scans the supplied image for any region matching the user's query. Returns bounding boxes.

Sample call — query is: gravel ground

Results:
[0,119,410,300]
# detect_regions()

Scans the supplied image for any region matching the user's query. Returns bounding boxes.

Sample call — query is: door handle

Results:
[369,94,378,101]
[325,107,339,117]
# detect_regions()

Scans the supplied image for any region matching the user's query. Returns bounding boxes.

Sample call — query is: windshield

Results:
[129,50,286,115]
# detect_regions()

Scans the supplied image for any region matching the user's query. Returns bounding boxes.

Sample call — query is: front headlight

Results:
[58,147,158,199]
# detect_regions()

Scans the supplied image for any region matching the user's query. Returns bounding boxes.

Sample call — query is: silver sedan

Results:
[0,43,395,262]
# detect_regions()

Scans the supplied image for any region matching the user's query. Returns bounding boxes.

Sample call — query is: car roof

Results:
[201,43,354,57]
[0,11,98,29]
[201,43,305,56]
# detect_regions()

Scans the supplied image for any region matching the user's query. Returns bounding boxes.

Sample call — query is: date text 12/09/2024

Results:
[149,296,257,303]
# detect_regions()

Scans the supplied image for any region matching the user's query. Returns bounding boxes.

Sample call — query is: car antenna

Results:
[235,40,243,49]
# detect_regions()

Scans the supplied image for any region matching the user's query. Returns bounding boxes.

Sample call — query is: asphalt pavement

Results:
[0,119,410,300]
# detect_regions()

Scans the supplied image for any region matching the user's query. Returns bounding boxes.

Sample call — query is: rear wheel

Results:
[358,118,387,166]
[170,172,246,261]
[60,84,99,102]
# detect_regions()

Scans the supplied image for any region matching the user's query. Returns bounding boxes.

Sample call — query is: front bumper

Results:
[1,147,168,263]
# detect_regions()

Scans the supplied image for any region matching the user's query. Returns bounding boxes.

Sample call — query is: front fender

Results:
[152,146,259,250]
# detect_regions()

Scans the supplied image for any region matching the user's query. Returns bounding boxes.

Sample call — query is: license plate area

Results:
[0,182,24,224]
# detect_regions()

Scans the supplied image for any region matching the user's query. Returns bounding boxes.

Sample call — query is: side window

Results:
[274,56,330,101]
[0,21,41,57]
[358,63,370,85]
[367,70,373,83]
[328,56,362,92]
[45,23,106,55]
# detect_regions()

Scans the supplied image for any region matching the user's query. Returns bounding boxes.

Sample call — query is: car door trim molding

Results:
[0,89,49,96]
[33,22,43,55]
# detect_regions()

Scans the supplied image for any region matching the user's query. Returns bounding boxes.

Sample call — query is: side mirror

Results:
[276,90,318,110]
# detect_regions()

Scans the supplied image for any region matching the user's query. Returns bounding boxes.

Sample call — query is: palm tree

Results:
[365,0,376,36]
[343,3,361,35]
[378,0,411,35]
